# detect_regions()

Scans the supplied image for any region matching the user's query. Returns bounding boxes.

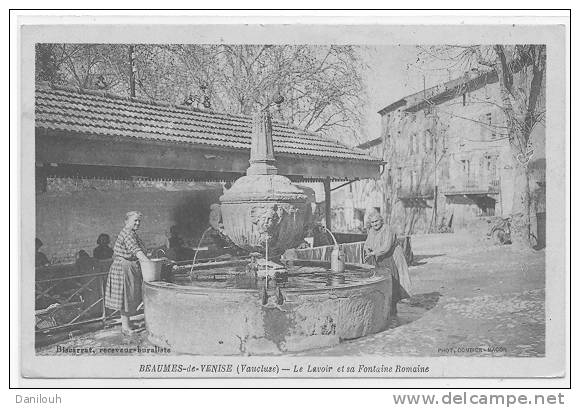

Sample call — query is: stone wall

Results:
[36,177,223,264]
[380,83,509,233]
[337,76,545,236]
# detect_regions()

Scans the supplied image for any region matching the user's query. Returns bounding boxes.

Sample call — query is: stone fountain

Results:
[219,110,309,258]
[143,110,393,355]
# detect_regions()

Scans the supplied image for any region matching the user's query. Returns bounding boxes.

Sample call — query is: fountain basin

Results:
[143,261,393,355]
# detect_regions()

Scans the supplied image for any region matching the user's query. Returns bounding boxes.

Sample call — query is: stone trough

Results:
[144,259,392,355]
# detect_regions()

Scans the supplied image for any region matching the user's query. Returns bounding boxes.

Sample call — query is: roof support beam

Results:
[36,130,381,181]
[330,179,358,192]
[323,177,332,231]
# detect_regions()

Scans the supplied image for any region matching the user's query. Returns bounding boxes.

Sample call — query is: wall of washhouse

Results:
[35,177,224,264]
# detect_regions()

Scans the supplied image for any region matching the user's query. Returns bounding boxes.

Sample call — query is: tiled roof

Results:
[378,69,498,115]
[356,137,383,150]
[36,83,380,163]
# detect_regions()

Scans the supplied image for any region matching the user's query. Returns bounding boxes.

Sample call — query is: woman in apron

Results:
[105,211,150,334]
[363,211,413,315]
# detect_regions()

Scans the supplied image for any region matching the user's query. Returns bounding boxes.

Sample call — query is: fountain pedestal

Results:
[219,110,308,257]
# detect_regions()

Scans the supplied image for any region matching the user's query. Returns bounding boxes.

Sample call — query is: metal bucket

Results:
[141,258,165,282]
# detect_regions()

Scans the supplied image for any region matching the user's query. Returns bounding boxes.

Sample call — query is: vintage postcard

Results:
[16,14,568,385]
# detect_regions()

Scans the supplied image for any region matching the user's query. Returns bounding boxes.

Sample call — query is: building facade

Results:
[347,69,546,236]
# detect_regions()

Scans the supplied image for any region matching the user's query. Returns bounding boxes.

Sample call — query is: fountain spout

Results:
[189,226,213,278]
[317,224,338,246]
[316,224,345,273]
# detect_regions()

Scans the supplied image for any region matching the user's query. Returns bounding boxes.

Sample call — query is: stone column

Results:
[247,110,278,176]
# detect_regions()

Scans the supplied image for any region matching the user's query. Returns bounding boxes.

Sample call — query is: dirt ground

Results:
[303,231,545,357]
[37,231,545,357]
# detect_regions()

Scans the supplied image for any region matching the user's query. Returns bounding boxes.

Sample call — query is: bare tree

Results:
[170,44,367,141]
[415,44,546,246]
[36,44,132,93]
[35,44,66,83]
[36,43,368,145]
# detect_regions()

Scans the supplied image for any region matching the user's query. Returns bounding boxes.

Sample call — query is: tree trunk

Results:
[492,45,543,248]
[510,159,533,247]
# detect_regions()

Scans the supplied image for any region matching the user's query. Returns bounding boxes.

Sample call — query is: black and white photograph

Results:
[14,15,568,384]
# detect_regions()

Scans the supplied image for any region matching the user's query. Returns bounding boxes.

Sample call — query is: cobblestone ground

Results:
[301,290,544,357]
[300,232,545,357]
[37,232,545,357]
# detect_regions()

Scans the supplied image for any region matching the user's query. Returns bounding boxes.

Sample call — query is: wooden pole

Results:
[35,164,47,194]
[324,177,332,231]
[129,45,136,98]
[431,127,438,232]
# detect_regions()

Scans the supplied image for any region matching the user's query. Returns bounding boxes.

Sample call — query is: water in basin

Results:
[170,263,378,291]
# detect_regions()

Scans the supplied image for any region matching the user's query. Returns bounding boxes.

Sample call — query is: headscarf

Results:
[125,211,143,222]
[97,233,110,246]
[124,211,143,230]
[368,211,384,223]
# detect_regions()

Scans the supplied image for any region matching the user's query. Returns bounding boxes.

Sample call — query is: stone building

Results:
[349,68,545,236]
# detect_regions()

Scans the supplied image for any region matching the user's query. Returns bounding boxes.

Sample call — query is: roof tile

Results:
[35,85,380,163]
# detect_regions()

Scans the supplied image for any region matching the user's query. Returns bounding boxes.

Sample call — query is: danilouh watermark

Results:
[16,394,62,404]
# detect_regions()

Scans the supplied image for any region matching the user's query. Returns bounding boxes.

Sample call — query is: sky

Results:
[359,45,458,143]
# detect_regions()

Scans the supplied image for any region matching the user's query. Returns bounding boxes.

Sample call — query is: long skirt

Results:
[105,257,143,314]
[368,246,413,303]
[392,245,413,298]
